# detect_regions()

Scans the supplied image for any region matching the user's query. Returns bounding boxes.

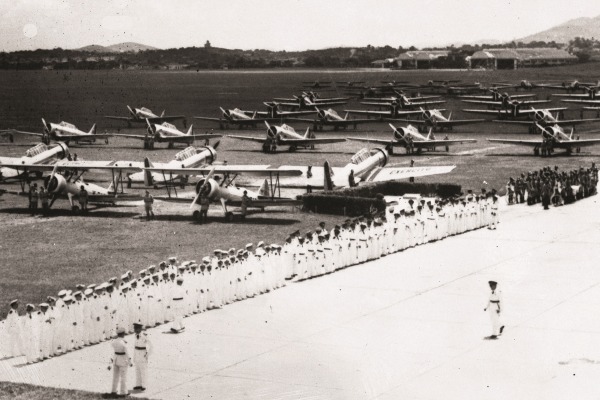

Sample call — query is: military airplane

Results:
[554,87,600,105]
[291,107,376,131]
[142,165,303,221]
[5,119,112,146]
[359,93,446,111]
[255,147,456,191]
[348,123,476,154]
[543,80,599,92]
[488,123,600,156]
[129,142,219,186]
[104,106,186,127]
[458,88,536,102]
[389,108,486,132]
[273,91,350,109]
[0,142,69,183]
[302,81,333,89]
[0,160,142,211]
[227,122,346,153]
[492,80,548,91]
[113,119,221,149]
[463,101,563,119]
[461,96,551,109]
[492,108,600,134]
[194,105,314,129]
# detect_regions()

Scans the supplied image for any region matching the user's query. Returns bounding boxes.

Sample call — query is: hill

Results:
[75,42,158,53]
[518,15,600,44]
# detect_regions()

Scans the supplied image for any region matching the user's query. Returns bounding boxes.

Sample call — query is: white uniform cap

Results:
[257,241,264,247]
[245,243,253,249]
[202,256,211,263]
[58,290,67,297]
[84,289,93,296]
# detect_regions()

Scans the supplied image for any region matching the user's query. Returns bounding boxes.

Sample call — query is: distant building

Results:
[468,48,577,70]
[371,58,397,68]
[394,51,449,69]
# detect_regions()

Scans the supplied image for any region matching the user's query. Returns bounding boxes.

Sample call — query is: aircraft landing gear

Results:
[168,142,174,149]
[288,146,297,152]
[262,143,269,153]
[192,210,201,222]
[225,211,234,222]
[105,138,109,144]
[533,147,539,156]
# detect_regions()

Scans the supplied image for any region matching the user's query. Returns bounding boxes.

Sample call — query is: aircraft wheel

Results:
[8,134,14,143]
[192,211,202,222]
[105,138,109,144]
[72,205,80,213]
[127,179,132,189]
[168,142,174,149]
[35,171,43,179]
[533,147,539,156]
[219,123,224,130]
[288,146,297,152]
[225,212,234,222]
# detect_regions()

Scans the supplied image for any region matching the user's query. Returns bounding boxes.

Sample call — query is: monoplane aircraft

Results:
[0,142,69,183]
[463,101,564,119]
[273,92,350,109]
[459,88,536,101]
[5,119,112,145]
[492,108,600,133]
[291,107,375,131]
[389,108,486,132]
[488,123,600,156]
[105,106,186,127]
[194,105,313,129]
[227,122,346,153]
[348,123,476,154]
[113,119,221,149]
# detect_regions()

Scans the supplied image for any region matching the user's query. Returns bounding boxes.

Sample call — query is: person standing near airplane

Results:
[39,187,49,213]
[240,191,249,220]
[199,193,210,223]
[143,190,154,220]
[29,183,39,215]
[79,185,88,212]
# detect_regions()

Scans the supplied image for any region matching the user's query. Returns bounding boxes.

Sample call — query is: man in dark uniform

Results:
[79,185,88,212]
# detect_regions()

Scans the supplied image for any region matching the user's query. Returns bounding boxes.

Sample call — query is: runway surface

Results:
[1,194,599,399]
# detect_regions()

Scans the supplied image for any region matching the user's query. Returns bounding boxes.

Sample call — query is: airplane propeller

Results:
[191,167,216,209]
[127,105,136,118]
[41,118,52,144]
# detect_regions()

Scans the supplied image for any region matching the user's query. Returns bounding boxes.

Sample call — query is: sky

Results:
[2,0,600,52]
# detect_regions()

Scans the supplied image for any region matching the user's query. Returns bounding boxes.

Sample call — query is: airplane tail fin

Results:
[107,181,115,193]
[127,105,136,117]
[324,161,334,191]
[258,179,269,196]
[448,111,452,121]
[427,128,433,140]
[186,125,193,135]
[89,124,97,135]
[161,110,165,117]
[304,127,311,139]
[143,157,153,186]
[570,127,574,140]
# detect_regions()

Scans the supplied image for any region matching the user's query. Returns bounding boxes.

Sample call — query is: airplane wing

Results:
[487,138,542,147]
[463,108,567,116]
[345,109,422,117]
[364,165,456,183]
[144,165,303,177]
[459,94,535,100]
[556,138,600,148]
[313,97,351,102]
[398,118,486,127]
[493,118,600,126]
[193,116,224,123]
[0,160,142,172]
[104,116,134,122]
[306,100,348,107]
[279,137,347,146]
[551,93,590,98]
[412,139,477,147]
[111,133,148,141]
[560,99,600,105]
[273,97,296,102]
[148,115,186,123]
[53,133,114,140]
[189,134,223,140]
[227,135,267,143]
[3,129,43,137]
[408,100,446,106]
[346,137,398,146]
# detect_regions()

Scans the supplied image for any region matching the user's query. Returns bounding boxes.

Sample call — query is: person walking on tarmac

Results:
[143,190,154,220]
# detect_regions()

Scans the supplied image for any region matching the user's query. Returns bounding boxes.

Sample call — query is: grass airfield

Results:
[0,65,599,314]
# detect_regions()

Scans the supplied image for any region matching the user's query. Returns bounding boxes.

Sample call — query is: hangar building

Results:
[467,48,577,70]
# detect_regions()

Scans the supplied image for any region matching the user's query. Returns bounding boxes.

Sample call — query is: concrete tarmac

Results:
[1,194,599,399]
